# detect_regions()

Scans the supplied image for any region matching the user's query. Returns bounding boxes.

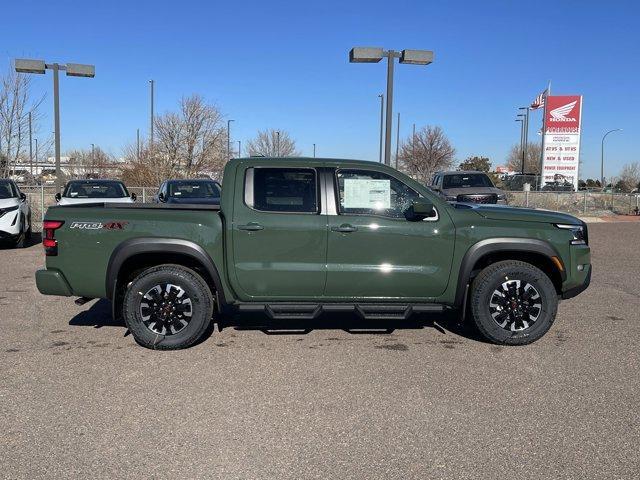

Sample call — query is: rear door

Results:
[324,167,455,300]
[230,164,328,300]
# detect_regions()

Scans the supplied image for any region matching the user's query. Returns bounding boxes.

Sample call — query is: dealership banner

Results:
[541,95,582,190]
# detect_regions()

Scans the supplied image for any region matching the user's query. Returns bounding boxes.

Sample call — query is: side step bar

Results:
[237,303,444,321]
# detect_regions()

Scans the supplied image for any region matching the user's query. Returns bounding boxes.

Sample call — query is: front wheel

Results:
[469,260,558,345]
[122,264,214,350]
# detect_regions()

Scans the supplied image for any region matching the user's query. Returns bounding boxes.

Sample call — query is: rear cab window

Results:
[244,167,319,213]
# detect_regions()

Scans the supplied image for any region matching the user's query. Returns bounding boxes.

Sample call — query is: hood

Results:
[443,186,503,197]
[166,197,220,205]
[58,197,134,206]
[465,203,582,225]
[0,198,20,209]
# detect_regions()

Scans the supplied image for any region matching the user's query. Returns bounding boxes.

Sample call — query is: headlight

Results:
[445,195,457,202]
[556,224,587,245]
[0,205,19,218]
[497,194,506,200]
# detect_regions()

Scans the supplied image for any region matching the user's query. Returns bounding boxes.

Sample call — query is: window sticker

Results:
[343,178,391,210]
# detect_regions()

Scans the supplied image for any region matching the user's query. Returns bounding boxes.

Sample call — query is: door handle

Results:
[237,222,264,231]
[331,224,358,233]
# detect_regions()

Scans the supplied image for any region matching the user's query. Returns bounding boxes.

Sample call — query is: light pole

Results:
[519,107,530,173]
[350,47,433,166]
[15,59,95,189]
[378,93,384,163]
[313,143,316,158]
[276,131,280,156]
[136,129,140,161]
[238,140,241,158]
[517,113,527,173]
[601,129,622,189]
[227,119,234,160]
[28,111,33,177]
[149,80,155,156]
[515,118,524,171]
[395,112,400,169]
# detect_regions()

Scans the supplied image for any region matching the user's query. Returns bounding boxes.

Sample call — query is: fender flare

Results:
[105,237,227,305]
[454,237,564,308]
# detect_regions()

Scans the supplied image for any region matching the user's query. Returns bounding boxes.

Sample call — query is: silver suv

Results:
[430,171,507,205]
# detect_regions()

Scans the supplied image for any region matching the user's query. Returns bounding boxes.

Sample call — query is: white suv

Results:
[0,179,31,248]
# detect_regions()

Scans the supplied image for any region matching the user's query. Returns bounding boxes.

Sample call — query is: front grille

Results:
[456,193,498,204]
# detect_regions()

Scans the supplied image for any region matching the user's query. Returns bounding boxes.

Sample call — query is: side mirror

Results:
[54,192,61,202]
[131,192,137,201]
[20,192,26,202]
[158,192,165,202]
[405,198,436,221]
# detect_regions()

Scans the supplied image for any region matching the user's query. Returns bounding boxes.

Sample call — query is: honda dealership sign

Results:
[542,95,583,190]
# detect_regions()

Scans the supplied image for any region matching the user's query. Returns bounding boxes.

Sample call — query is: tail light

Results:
[43,220,64,256]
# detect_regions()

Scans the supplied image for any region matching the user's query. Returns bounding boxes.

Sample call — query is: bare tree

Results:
[618,162,640,192]
[0,70,45,177]
[121,95,228,185]
[397,126,455,183]
[246,129,301,157]
[64,147,115,179]
[506,142,542,174]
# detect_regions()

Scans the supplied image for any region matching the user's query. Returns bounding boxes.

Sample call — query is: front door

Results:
[324,168,455,300]
[231,166,327,300]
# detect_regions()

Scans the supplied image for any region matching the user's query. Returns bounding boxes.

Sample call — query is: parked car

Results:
[36,157,591,350]
[155,179,221,205]
[430,171,507,204]
[0,179,31,248]
[55,179,136,205]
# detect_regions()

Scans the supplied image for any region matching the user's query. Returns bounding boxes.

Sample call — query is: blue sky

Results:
[1,0,638,179]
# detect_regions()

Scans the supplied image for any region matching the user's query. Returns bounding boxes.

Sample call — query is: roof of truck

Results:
[230,157,383,168]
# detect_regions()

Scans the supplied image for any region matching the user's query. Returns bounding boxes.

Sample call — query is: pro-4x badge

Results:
[70,221,128,230]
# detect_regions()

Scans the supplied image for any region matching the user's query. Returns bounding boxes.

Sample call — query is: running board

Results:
[236,303,444,321]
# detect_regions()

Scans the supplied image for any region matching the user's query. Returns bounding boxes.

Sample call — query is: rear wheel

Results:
[469,260,558,345]
[122,264,214,350]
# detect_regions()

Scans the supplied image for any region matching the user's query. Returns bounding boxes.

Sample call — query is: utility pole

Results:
[238,140,241,158]
[53,63,61,188]
[136,128,140,161]
[313,143,316,158]
[412,123,416,160]
[227,119,234,160]
[276,131,280,156]
[378,94,384,163]
[28,111,33,177]
[35,139,38,167]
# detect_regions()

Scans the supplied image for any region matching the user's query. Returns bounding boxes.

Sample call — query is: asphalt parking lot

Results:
[1,223,639,479]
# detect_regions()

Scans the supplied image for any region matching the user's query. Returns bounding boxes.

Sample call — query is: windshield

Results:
[0,180,18,199]
[443,173,494,189]
[63,181,129,198]
[168,181,221,198]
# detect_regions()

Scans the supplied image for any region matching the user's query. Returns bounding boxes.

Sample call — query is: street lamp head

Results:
[66,63,95,78]
[399,49,434,65]
[349,47,384,63]
[518,106,529,111]
[15,59,45,74]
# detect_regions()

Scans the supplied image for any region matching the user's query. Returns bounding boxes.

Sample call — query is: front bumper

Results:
[561,264,592,299]
[0,211,20,236]
[36,269,73,296]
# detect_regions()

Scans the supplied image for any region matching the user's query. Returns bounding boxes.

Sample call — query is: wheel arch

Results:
[454,237,565,308]
[106,238,227,316]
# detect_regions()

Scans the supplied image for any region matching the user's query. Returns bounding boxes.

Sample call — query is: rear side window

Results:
[245,168,318,213]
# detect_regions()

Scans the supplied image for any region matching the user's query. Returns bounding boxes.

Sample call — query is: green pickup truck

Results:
[36,158,591,349]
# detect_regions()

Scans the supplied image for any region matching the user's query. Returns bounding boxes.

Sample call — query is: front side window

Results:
[247,168,318,213]
[336,169,421,218]
[64,181,129,198]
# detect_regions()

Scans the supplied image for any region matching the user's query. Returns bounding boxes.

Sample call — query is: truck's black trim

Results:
[454,237,565,308]
[105,237,227,306]
[236,302,444,321]
[561,265,592,299]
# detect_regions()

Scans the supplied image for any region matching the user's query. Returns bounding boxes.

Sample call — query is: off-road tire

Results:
[469,260,558,345]
[123,264,214,350]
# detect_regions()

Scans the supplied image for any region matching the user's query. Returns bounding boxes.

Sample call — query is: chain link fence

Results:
[19,186,640,232]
